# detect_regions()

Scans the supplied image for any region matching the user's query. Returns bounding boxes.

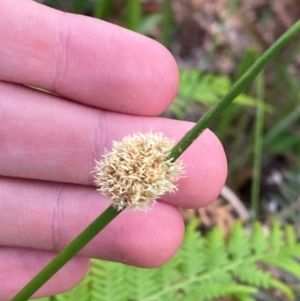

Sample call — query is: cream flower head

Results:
[93,132,185,211]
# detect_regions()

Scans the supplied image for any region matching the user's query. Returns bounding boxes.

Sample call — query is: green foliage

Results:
[264,106,300,155]
[169,69,272,120]
[54,273,91,301]
[125,0,142,32]
[161,0,174,49]
[35,220,300,301]
[93,0,114,20]
[233,48,260,83]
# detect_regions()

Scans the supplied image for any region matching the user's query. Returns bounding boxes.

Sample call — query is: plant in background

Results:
[11,19,300,301]
[169,70,271,120]
[36,220,300,301]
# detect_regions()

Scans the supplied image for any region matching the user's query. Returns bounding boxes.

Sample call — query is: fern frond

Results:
[177,219,204,277]
[89,259,128,301]
[262,254,300,279]
[53,268,91,301]
[170,69,272,120]
[286,225,296,246]
[233,264,273,288]
[202,226,228,269]
[189,274,256,301]
[233,292,257,301]
[269,278,295,299]
[153,251,181,295]
[269,220,284,251]
[126,265,158,300]
[48,220,300,301]
[283,225,300,256]
[249,222,268,254]
[227,220,251,259]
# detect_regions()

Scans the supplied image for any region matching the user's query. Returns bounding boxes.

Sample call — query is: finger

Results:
[0,83,227,208]
[0,177,184,268]
[0,0,178,115]
[0,247,89,300]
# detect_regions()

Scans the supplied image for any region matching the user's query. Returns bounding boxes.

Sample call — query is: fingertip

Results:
[52,12,180,116]
[1,1,179,116]
[105,202,184,268]
[90,27,180,116]
[141,41,180,115]
[33,256,90,298]
[161,128,227,209]
[2,248,90,300]
[180,129,228,208]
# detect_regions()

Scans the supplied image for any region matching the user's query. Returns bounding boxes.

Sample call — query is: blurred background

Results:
[36,0,300,237]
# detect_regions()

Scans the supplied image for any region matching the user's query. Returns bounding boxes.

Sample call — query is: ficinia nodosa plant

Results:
[11,19,300,301]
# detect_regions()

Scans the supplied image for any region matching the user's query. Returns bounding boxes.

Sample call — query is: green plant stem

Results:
[11,206,123,301]
[93,0,114,20]
[126,0,142,32]
[11,20,300,301]
[168,20,300,162]
[161,0,174,49]
[73,0,85,14]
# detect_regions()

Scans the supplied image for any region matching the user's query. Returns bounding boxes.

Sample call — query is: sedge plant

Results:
[11,20,300,301]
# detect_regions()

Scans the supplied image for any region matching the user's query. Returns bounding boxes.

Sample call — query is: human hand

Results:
[0,0,227,299]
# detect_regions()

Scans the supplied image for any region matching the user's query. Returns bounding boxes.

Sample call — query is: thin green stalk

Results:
[126,0,142,32]
[11,206,123,301]
[73,0,86,14]
[251,70,265,220]
[161,0,173,49]
[230,109,251,159]
[93,0,114,20]
[215,104,238,142]
[11,20,300,301]
[168,20,300,162]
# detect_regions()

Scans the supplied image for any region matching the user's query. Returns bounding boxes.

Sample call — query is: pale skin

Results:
[0,0,227,299]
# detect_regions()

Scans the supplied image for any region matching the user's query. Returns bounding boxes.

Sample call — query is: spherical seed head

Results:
[93,132,185,211]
